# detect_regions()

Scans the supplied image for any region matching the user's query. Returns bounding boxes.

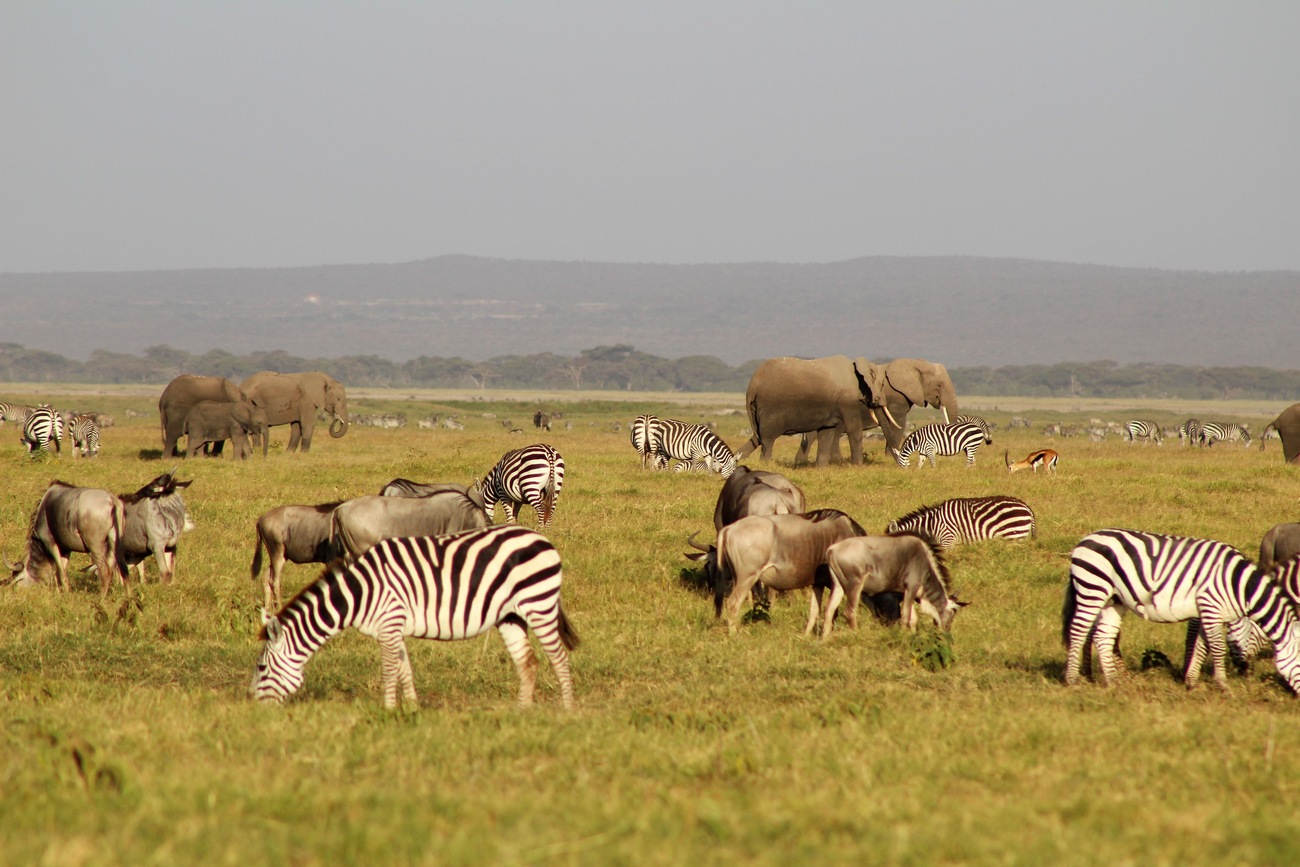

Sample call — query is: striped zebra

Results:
[68,414,101,458]
[1062,529,1300,692]
[1124,419,1163,445]
[1227,554,1300,665]
[629,414,663,469]
[21,407,63,455]
[0,402,37,428]
[1200,422,1252,448]
[1177,418,1202,447]
[892,422,989,468]
[250,526,579,709]
[887,496,1036,549]
[954,414,993,439]
[478,444,565,528]
[653,418,737,478]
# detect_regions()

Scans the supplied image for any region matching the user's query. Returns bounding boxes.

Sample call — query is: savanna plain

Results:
[2,386,1298,866]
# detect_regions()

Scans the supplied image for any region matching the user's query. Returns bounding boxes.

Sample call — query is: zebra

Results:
[1199,422,1252,448]
[886,496,1036,549]
[68,414,101,458]
[954,414,994,439]
[478,444,565,528]
[672,458,711,473]
[21,407,63,455]
[0,402,37,428]
[892,422,989,468]
[1124,419,1163,445]
[653,418,737,478]
[629,414,662,469]
[250,526,579,709]
[1177,418,1203,447]
[1062,529,1300,693]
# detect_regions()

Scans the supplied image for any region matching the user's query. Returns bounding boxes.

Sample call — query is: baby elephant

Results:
[183,400,268,459]
[822,531,968,637]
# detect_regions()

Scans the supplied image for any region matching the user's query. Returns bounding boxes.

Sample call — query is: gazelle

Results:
[1005,448,1058,475]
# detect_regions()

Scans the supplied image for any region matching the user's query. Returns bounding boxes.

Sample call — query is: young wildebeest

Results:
[822,531,967,637]
[704,509,867,635]
[251,502,343,613]
[6,481,127,596]
[118,471,194,584]
[329,492,489,562]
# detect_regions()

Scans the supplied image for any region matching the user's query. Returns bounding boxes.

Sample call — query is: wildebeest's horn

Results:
[686,531,710,552]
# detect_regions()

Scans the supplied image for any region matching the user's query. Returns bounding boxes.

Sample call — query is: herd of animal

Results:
[6,363,1300,711]
[0,402,110,458]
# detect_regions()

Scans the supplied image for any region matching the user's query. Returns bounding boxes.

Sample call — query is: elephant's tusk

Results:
[880,402,901,429]
[942,406,951,424]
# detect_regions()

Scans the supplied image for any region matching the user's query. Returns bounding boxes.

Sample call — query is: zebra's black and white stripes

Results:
[652,419,736,478]
[1124,419,1163,445]
[250,525,579,709]
[68,414,100,458]
[21,407,63,455]
[630,414,662,469]
[0,402,37,429]
[892,422,989,468]
[1178,418,1203,447]
[1062,529,1300,692]
[479,444,565,528]
[1200,422,1252,448]
[887,496,1036,549]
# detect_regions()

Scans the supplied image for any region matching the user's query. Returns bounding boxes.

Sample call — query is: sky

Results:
[3,1,1298,275]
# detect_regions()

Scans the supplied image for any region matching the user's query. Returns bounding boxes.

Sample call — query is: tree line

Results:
[1,342,1297,401]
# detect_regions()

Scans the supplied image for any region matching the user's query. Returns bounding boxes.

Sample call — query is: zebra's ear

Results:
[261,612,282,642]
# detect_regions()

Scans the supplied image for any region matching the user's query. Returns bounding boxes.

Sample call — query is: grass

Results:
[1,390,1298,866]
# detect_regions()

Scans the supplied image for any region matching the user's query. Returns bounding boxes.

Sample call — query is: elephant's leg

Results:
[815,428,836,468]
[286,422,303,453]
[299,415,316,452]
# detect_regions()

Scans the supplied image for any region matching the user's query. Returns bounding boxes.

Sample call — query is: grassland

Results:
[1,388,1298,866]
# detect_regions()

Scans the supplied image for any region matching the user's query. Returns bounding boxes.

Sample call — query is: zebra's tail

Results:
[539,454,559,524]
[557,604,580,651]
[1061,579,1078,647]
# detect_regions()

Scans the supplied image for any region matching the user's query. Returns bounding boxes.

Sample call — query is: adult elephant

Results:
[240,371,349,453]
[1261,404,1300,464]
[183,399,269,459]
[811,358,960,463]
[158,375,250,458]
[735,356,896,467]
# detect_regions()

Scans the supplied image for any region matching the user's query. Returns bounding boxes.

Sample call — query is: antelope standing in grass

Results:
[1005,449,1058,475]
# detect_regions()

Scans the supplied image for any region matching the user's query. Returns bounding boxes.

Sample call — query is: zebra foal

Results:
[69,414,101,457]
[251,526,579,709]
[653,418,736,478]
[1062,529,1300,693]
[887,496,1036,549]
[892,422,989,468]
[478,444,565,528]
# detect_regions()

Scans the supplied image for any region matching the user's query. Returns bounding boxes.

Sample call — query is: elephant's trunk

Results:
[329,413,348,438]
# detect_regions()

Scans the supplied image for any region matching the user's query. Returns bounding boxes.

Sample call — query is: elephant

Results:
[240,371,349,453]
[183,400,269,459]
[737,356,958,467]
[158,375,250,458]
[1261,404,1300,465]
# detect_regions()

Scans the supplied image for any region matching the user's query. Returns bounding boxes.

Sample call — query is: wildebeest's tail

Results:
[712,525,736,618]
[110,494,129,586]
[557,604,580,651]
[1061,578,1078,647]
[250,528,265,582]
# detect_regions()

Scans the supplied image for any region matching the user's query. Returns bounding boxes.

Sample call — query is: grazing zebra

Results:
[1227,555,1300,667]
[629,414,663,469]
[68,414,101,458]
[672,458,711,473]
[478,444,565,528]
[1178,418,1203,447]
[1124,419,1163,445]
[653,418,737,478]
[0,402,37,428]
[250,526,579,709]
[1062,529,1300,693]
[21,407,63,455]
[887,496,1036,549]
[1200,422,1252,448]
[954,414,993,439]
[892,422,989,468]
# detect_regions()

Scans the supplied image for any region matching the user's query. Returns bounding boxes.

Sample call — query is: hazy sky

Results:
[3,2,1297,274]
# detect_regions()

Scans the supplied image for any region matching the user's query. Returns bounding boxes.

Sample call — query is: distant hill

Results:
[3,255,1297,368]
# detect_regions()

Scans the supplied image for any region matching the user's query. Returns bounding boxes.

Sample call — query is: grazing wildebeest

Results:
[1259,523,1300,573]
[711,465,806,531]
[377,478,488,511]
[6,481,127,596]
[823,531,967,637]
[698,509,866,634]
[329,492,489,561]
[118,471,195,584]
[250,502,343,613]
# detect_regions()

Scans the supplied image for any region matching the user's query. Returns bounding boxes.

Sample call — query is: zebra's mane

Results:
[890,501,939,527]
[885,529,952,591]
[804,508,867,537]
[261,557,351,638]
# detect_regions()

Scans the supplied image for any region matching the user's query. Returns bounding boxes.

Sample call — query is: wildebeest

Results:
[533,409,551,432]
[5,481,127,596]
[823,531,967,637]
[697,509,867,634]
[1259,522,1300,573]
[250,501,343,612]
[378,477,488,511]
[118,471,195,584]
[329,492,489,561]
[712,465,805,531]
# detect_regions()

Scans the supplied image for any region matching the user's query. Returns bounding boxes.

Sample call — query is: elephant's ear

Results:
[851,357,887,403]
[885,361,926,408]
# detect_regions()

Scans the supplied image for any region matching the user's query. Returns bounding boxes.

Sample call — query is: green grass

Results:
[1,391,1298,866]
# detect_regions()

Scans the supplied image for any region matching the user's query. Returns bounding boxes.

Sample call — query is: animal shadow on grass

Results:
[137,449,163,461]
